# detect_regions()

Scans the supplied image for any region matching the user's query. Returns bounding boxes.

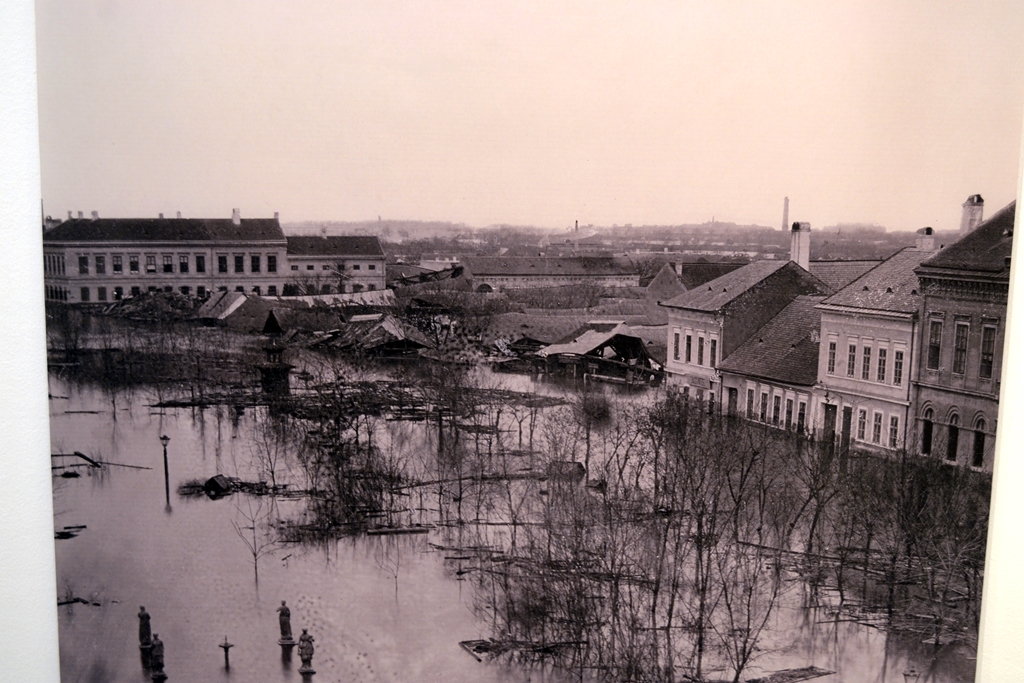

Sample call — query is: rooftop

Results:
[660,260,792,311]
[718,295,826,386]
[463,256,631,277]
[820,247,936,315]
[918,200,1015,275]
[286,235,385,257]
[43,217,284,243]
[808,259,883,291]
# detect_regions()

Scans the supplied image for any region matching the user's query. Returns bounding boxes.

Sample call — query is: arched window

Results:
[973,418,987,468]
[947,413,960,462]
[922,408,934,455]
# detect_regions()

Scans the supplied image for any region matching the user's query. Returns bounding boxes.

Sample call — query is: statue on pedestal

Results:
[138,607,152,648]
[297,629,315,674]
[277,600,295,644]
[149,633,166,680]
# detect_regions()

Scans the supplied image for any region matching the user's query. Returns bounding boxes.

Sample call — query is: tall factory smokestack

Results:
[782,197,789,231]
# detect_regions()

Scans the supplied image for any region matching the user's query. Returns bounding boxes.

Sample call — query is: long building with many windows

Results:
[42,211,386,303]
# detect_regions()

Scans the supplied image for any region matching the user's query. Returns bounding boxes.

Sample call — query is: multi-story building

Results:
[43,210,287,303]
[284,236,386,295]
[912,201,1013,471]
[660,255,831,407]
[812,231,939,456]
[42,212,388,303]
[718,295,826,432]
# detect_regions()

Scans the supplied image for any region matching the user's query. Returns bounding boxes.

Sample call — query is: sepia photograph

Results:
[17,1,1024,681]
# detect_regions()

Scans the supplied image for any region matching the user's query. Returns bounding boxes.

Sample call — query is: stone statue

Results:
[277,600,293,642]
[138,607,152,647]
[149,633,165,679]
[297,629,315,674]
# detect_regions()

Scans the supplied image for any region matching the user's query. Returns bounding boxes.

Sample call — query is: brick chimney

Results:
[176,211,182,219]
[91,210,98,220]
[960,194,984,234]
[77,211,83,219]
[790,221,811,271]
[231,208,241,225]
[274,212,279,221]
[916,226,936,251]
[67,210,72,220]
[158,213,164,219]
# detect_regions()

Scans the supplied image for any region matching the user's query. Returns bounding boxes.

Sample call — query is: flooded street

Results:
[50,372,976,683]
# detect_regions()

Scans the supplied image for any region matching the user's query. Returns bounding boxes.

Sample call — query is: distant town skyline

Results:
[35,1,1024,233]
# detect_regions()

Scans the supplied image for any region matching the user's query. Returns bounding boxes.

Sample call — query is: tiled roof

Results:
[676,262,747,289]
[660,260,791,311]
[463,256,632,277]
[918,201,1014,275]
[718,295,826,386]
[286,236,385,257]
[821,247,935,314]
[43,218,284,243]
[809,260,883,291]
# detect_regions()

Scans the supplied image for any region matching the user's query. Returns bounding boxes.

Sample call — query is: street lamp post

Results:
[160,435,170,507]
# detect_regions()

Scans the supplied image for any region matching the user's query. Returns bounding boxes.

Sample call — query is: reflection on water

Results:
[50,370,975,683]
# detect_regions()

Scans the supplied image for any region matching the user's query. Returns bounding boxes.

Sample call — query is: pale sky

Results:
[34,0,1024,232]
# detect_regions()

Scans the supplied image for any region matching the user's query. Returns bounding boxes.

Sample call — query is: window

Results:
[146,255,157,273]
[797,402,806,432]
[352,264,361,270]
[218,286,228,292]
[922,409,933,454]
[889,416,899,448]
[981,326,996,378]
[973,420,986,468]
[685,335,692,363]
[847,344,856,376]
[336,263,344,271]
[179,255,189,273]
[236,286,245,292]
[163,255,174,273]
[251,255,261,273]
[95,255,105,274]
[368,264,376,270]
[180,286,190,296]
[747,388,755,418]
[113,286,123,300]
[131,286,141,297]
[252,286,261,295]
[827,341,836,374]
[953,323,969,374]
[112,255,123,273]
[683,386,690,400]
[218,255,228,273]
[710,339,717,368]
[785,398,793,429]
[772,395,781,425]
[197,286,206,298]
[862,347,871,380]
[163,286,173,293]
[267,255,277,273]
[928,320,942,370]
[79,255,89,274]
[698,337,705,365]
[872,412,882,444]
[97,286,107,301]
[368,284,376,291]
[877,348,887,383]
[306,265,314,270]
[130,255,140,273]
[80,287,90,302]
[759,392,768,422]
[894,350,904,386]
[352,284,364,293]
[267,285,276,296]
[291,265,299,271]
[673,332,680,360]
[321,284,331,294]
[708,392,715,415]
[947,414,960,461]
[857,409,867,440]
[696,388,704,404]
[234,255,244,273]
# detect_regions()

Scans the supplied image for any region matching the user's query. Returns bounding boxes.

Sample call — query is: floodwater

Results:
[49,371,976,683]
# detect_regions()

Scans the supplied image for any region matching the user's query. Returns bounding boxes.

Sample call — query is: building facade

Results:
[284,236,386,295]
[812,238,938,456]
[660,259,831,408]
[912,201,1013,471]
[43,210,287,303]
[42,213,387,303]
